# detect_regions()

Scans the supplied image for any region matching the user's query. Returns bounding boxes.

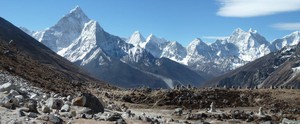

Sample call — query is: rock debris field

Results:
[0,70,300,124]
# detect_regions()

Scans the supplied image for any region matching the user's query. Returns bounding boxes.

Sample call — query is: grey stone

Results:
[42,93,50,100]
[79,93,104,114]
[0,82,15,92]
[18,110,25,117]
[70,110,76,117]
[67,95,72,101]
[73,106,93,114]
[42,105,51,113]
[258,107,265,116]
[95,112,122,121]
[46,98,64,110]
[27,112,38,118]
[174,108,183,116]
[25,99,38,113]
[72,96,86,106]
[15,95,24,102]
[116,118,127,124]
[0,94,19,109]
[60,104,70,112]
[49,114,63,124]
[281,118,300,124]
[9,90,19,96]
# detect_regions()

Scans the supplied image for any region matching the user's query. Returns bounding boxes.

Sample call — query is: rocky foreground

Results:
[0,70,300,124]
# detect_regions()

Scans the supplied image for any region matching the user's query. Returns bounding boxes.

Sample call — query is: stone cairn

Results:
[208,102,216,113]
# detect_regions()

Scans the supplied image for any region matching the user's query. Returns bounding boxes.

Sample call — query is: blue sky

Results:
[0,0,299,46]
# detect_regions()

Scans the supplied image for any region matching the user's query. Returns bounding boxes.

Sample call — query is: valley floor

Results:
[0,72,300,124]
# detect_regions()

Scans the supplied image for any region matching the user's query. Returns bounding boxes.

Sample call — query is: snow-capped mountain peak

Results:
[233,28,244,34]
[189,38,207,46]
[70,5,83,14]
[146,34,167,44]
[248,28,257,33]
[272,30,300,50]
[127,31,145,46]
[32,6,91,52]
[161,41,187,62]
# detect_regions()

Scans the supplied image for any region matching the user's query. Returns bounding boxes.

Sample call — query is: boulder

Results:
[107,104,122,111]
[46,98,64,110]
[281,118,300,124]
[42,105,51,113]
[74,93,104,114]
[49,114,63,124]
[67,95,72,101]
[27,112,38,118]
[174,108,183,116]
[15,95,24,102]
[0,82,16,92]
[60,104,70,112]
[95,112,122,121]
[72,106,93,114]
[0,94,19,109]
[18,110,25,117]
[25,99,38,113]
[72,96,86,106]
[69,110,76,117]
[42,93,50,100]
[9,90,19,96]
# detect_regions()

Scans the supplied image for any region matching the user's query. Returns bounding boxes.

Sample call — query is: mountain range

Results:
[25,6,206,88]
[21,6,300,88]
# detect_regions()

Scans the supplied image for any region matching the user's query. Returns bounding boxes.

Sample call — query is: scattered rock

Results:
[67,95,72,101]
[37,115,49,121]
[41,105,51,113]
[49,114,63,124]
[0,94,19,109]
[15,95,24,102]
[95,112,122,121]
[281,118,300,124]
[25,99,38,113]
[258,107,265,116]
[70,110,76,117]
[174,108,183,116]
[9,90,19,96]
[72,96,86,106]
[0,82,15,92]
[42,93,50,100]
[107,104,122,111]
[18,109,25,117]
[60,104,70,112]
[81,93,104,114]
[116,118,127,124]
[27,112,38,118]
[46,98,64,110]
[142,116,152,122]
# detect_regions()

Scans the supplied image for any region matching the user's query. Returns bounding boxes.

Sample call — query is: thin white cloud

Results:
[203,36,229,40]
[272,22,300,30]
[217,0,300,17]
